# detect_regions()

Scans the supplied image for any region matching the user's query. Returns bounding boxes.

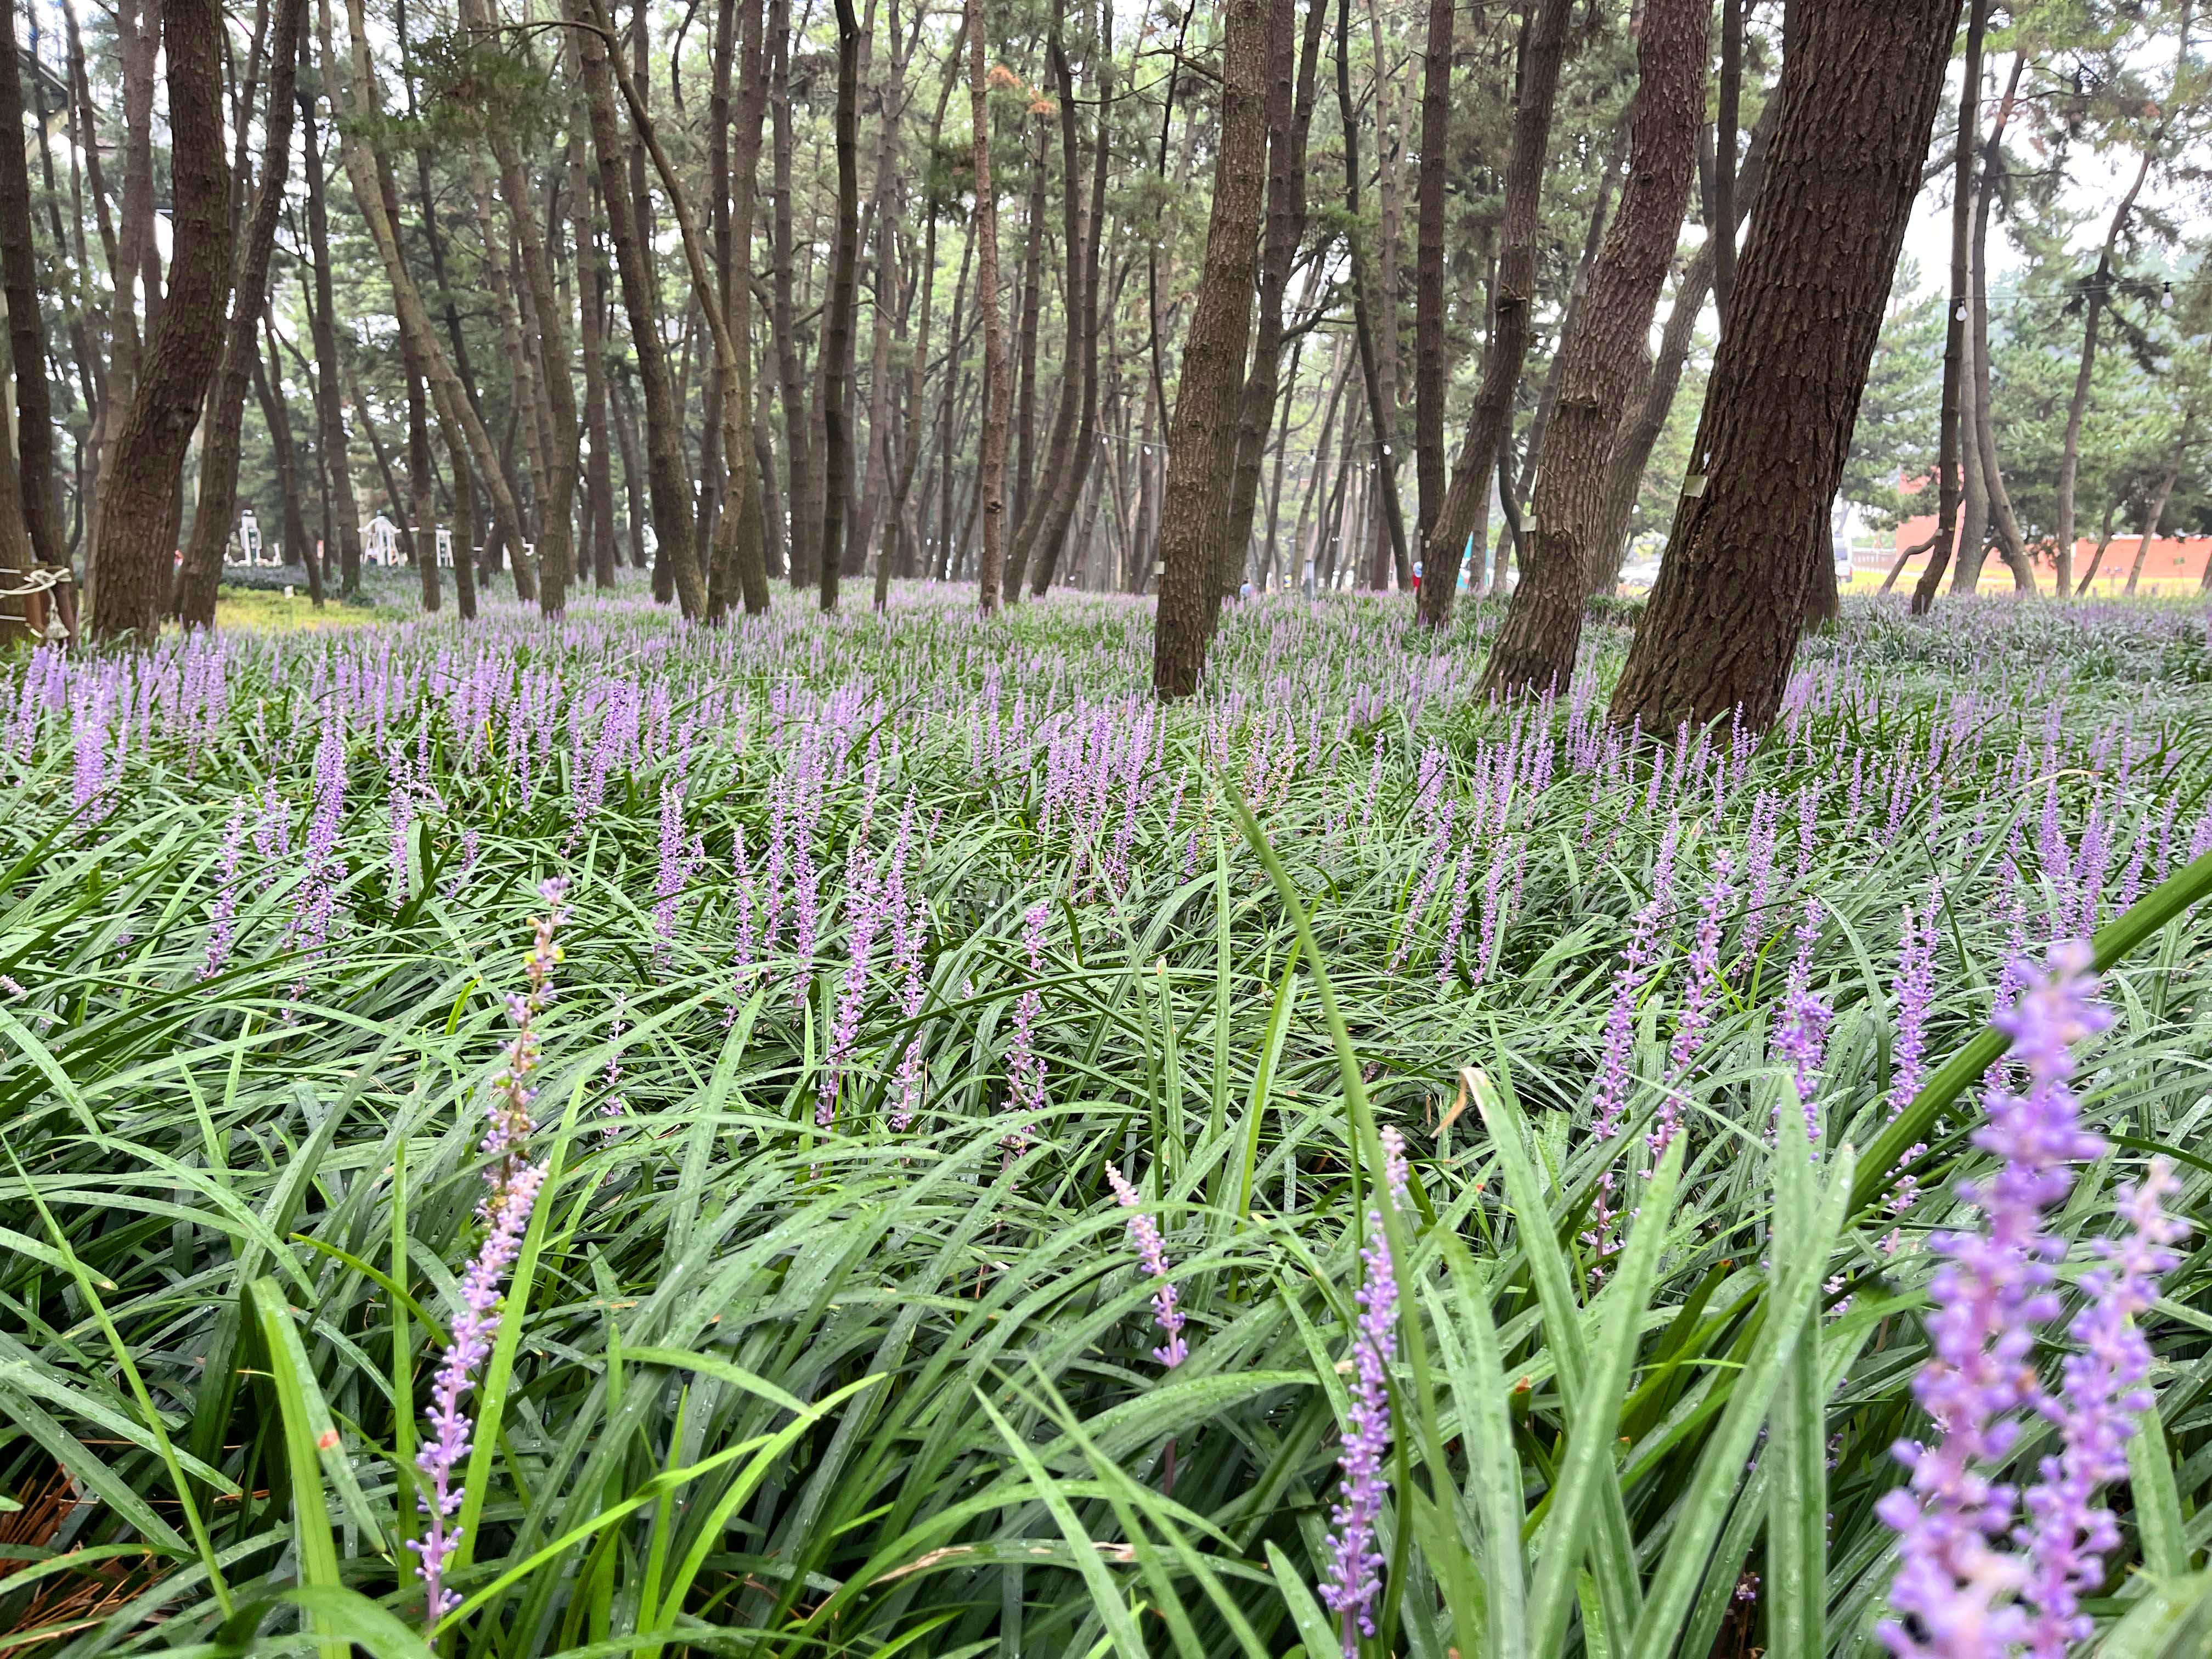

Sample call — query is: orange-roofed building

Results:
[1866,509,2212,596]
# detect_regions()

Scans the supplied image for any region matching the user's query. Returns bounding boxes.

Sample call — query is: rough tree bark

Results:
[769,0,817,588]
[817,0,865,611]
[1608,0,1966,737]
[708,0,771,617]
[0,0,60,571]
[967,0,1009,613]
[1480,0,1707,701]
[1149,0,1270,696]
[174,0,305,629]
[1414,0,1575,629]
[572,0,704,614]
[88,0,232,644]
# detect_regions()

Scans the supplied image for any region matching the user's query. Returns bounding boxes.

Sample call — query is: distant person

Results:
[1412,560,1422,594]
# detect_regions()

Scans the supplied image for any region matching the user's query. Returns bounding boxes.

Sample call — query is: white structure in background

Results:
[363,514,402,567]
[227,508,270,566]
[434,526,454,568]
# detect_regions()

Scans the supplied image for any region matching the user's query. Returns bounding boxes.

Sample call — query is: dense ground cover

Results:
[4,587,2212,1657]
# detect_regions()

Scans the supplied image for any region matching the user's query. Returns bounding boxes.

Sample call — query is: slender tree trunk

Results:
[1712,0,1740,325]
[88,0,232,644]
[1028,12,1115,597]
[570,128,619,588]
[967,0,1009,613]
[815,0,865,611]
[1949,54,2033,594]
[1481,0,1707,699]
[2050,155,2148,600]
[572,0,702,614]
[2127,435,2185,595]
[253,330,316,596]
[336,0,533,601]
[769,0,819,588]
[0,0,59,571]
[1217,0,1327,594]
[2073,498,2118,595]
[1904,0,1984,612]
[1609,0,1965,736]
[1150,0,1269,695]
[1011,120,1046,533]
[174,0,304,628]
[1414,0,1574,628]
[297,39,365,596]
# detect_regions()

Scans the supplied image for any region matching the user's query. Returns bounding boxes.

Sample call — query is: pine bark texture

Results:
[1414,0,1573,628]
[1609,0,1966,737]
[817,0,864,611]
[1480,0,1706,701]
[1150,0,1269,697]
[0,0,59,571]
[88,0,232,644]
[967,0,1009,614]
[299,44,365,596]
[176,0,304,629]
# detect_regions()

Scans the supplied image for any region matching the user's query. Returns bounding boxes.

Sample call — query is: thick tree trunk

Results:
[572,0,703,615]
[0,0,59,571]
[1150,0,1269,695]
[1609,0,1965,737]
[708,0,771,616]
[967,0,1010,613]
[1905,0,1984,613]
[88,0,231,644]
[174,0,304,628]
[1480,0,1707,700]
[1414,0,1574,628]
[1412,0,1453,546]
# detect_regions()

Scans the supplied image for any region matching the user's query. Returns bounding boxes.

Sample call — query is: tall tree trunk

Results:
[1027,12,1115,597]
[253,330,316,597]
[967,0,1009,613]
[401,311,442,611]
[816,0,865,611]
[1412,0,1452,543]
[1903,0,1984,612]
[709,0,771,615]
[1948,53,2032,594]
[769,0,818,588]
[1587,104,1774,593]
[1414,0,1574,628]
[335,0,533,602]
[462,0,579,612]
[1609,0,1965,737]
[0,0,59,571]
[1011,120,1046,533]
[1712,0,1740,325]
[1216,0,1327,594]
[88,0,231,644]
[571,124,619,588]
[297,36,366,596]
[2050,153,2148,600]
[1334,0,1412,592]
[174,0,304,628]
[572,0,703,614]
[1150,0,1270,695]
[1481,0,1707,699]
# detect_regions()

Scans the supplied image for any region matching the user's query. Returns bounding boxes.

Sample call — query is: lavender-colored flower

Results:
[1771,899,1831,1141]
[409,1159,547,1627]
[1003,903,1051,1148]
[1586,819,1679,1262]
[1320,1202,1401,1656]
[818,841,885,1128]
[1877,943,2114,1658]
[200,802,251,980]
[1104,1163,1187,1368]
[2018,1160,2187,1656]
[1654,850,1735,1158]
[1891,891,1940,1117]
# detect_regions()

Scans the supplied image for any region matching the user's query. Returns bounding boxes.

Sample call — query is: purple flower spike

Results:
[1320,1205,1400,1657]
[1878,943,2134,1658]
[1105,1163,1187,1368]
